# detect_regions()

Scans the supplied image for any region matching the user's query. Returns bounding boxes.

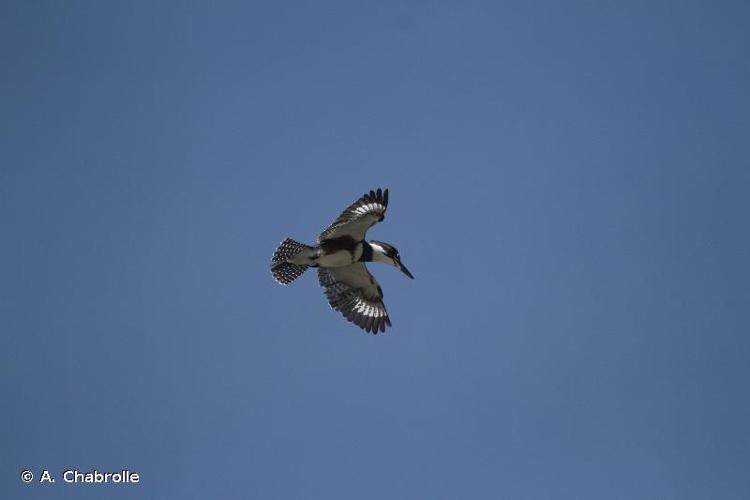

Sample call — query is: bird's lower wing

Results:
[318,264,391,334]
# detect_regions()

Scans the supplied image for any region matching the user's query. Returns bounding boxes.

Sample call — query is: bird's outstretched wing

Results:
[318,264,391,334]
[318,188,388,243]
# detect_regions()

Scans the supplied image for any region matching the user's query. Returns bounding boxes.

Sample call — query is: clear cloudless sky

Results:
[2,1,749,499]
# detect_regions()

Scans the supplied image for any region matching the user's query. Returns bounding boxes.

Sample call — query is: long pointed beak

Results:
[396,259,414,279]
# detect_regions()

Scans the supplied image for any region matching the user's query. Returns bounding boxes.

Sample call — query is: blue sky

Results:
[2,1,749,499]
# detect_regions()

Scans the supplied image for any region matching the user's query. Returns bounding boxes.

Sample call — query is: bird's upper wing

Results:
[318,188,388,243]
[318,263,391,334]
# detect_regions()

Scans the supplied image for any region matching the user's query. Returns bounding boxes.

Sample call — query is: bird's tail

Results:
[271,238,315,285]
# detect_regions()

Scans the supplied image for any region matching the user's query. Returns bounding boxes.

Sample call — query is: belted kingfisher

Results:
[271,188,413,334]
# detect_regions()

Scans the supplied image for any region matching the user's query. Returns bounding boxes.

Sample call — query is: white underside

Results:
[316,247,361,267]
[288,245,365,268]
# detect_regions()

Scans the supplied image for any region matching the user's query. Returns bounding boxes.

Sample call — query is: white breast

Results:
[317,244,363,268]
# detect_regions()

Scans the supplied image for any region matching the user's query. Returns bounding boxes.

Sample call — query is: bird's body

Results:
[292,238,364,268]
[271,188,413,334]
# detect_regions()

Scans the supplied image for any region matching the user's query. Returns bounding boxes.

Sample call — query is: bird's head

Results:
[369,240,414,279]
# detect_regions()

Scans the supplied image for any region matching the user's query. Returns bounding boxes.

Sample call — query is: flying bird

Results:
[271,188,413,334]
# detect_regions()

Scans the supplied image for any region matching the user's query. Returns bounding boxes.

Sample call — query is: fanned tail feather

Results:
[271,238,313,285]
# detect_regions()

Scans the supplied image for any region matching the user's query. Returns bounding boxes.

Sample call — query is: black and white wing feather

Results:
[319,188,388,242]
[318,264,391,334]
